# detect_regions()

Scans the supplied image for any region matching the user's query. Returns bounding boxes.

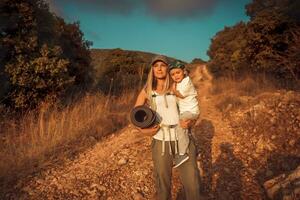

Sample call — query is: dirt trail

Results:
[193,64,262,200]
[4,128,156,199]
[193,64,237,162]
[3,65,263,200]
[3,122,182,199]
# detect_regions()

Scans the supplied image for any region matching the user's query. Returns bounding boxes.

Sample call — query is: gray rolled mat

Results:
[130,105,158,128]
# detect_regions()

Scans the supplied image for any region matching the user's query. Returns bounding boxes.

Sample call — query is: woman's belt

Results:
[160,124,177,129]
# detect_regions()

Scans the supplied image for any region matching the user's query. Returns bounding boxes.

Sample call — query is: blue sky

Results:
[48,0,251,62]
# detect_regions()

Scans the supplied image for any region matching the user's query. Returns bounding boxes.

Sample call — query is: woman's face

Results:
[152,61,168,79]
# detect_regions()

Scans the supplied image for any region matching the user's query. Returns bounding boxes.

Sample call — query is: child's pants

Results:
[177,111,199,155]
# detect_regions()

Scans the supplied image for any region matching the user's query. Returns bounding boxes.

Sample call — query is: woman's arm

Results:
[134,89,147,107]
[133,89,159,136]
[136,125,160,136]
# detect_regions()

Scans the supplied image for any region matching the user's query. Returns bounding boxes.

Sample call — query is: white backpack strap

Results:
[150,92,157,111]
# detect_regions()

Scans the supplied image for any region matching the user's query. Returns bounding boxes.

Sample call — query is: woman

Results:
[134,55,201,200]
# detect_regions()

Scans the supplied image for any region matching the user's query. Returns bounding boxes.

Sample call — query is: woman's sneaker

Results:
[173,154,189,168]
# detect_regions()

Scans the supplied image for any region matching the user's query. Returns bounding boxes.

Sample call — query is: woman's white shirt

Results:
[152,92,179,141]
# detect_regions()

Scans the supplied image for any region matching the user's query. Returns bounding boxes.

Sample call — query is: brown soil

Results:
[2,64,299,200]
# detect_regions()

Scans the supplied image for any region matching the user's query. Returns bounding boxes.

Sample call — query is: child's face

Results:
[170,68,185,83]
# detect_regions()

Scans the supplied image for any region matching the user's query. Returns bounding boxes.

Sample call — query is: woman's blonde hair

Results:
[144,64,171,109]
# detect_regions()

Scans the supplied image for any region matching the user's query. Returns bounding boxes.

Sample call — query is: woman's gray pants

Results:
[151,137,201,200]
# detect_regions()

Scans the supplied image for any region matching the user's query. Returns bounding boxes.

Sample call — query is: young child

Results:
[169,61,199,168]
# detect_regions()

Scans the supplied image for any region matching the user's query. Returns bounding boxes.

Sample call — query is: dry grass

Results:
[211,76,276,96]
[211,76,276,112]
[215,94,243,113]
[0,90,137,181]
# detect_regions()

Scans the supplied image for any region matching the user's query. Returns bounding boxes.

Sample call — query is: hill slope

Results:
[90,49,184,94]
[2,65,299,200]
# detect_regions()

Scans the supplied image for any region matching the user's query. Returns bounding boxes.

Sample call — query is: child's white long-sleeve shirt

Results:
[176,76,199,115]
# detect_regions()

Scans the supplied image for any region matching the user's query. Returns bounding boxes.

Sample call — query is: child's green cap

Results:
[168,60,185,71]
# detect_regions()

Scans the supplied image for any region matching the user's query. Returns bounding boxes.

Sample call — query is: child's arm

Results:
[172,83,185,99]
[174,90,185,99]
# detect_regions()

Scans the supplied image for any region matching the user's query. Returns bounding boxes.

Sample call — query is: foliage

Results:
[92,48,179,95]
[207,22,248,78]
[208,0,300,88]
[100,49,146,94]
[246,10,300,84]
[92,49,154,95]
[5,44,73,108]
[191,58,206,64]
[0,0,93,110]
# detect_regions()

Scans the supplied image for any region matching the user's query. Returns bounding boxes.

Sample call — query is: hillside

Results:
[90,49,186,94]
[91,48,155,75]
[90,48,186,74]
[1,64,299,200]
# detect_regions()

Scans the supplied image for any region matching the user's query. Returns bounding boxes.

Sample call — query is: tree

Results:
[98,49,148,94]
[5,44,73,108]
[245,10,300,83]
[0,0,93,110]
[208,0,300,87]
[207,22,248,79]
[54,19,93,87]
[246,0,300,21]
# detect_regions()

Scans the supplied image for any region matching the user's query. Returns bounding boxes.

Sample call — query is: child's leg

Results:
[177,112,199,155]
[176,125,189,155]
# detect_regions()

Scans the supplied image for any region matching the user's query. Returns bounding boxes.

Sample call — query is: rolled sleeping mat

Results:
[130,105,158,128]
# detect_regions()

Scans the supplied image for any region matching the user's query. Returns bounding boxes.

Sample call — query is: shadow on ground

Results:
[176,119,245,200]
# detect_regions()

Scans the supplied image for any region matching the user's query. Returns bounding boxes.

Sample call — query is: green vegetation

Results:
[91,49,179,95]
[92,49,152,95]
[208,0,300,88]
[0,0,93,110]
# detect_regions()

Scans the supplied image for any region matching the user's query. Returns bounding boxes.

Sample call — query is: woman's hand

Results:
[179,119,196,129]
[136,125,160,136]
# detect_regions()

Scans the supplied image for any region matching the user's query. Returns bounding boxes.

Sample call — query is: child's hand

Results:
[172,83,184,99]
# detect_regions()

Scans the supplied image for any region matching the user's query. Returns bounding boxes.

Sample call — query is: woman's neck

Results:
[155,79,166,93]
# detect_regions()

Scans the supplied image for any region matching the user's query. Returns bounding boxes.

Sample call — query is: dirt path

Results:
[193,64,263,200]
[4,127,155,199]
[3,65,263,200]
[3,124,182,199]
[194,64,236,162]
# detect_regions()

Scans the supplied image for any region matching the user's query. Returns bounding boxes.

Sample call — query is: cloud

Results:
[145,0,217,18]
[47,0,141,16]
[47,0,225,19]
